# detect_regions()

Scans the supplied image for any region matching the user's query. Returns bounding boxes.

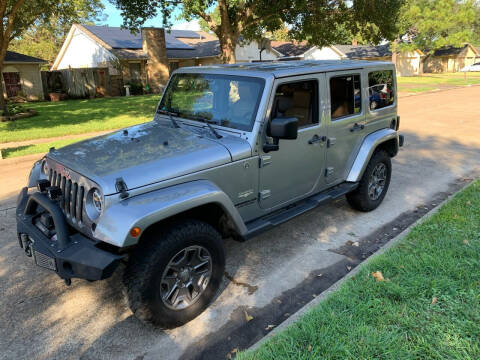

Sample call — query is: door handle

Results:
[308,134,327,145]
[350,123,365,132]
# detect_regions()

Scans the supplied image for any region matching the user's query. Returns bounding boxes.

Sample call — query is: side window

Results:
[330,75,361,120]
[272,80,318,128]
[368,70,395,110]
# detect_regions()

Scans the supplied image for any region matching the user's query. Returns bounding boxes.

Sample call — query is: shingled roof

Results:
[334,44,391,59]
[271,41,311,57]
[4,50,46,63]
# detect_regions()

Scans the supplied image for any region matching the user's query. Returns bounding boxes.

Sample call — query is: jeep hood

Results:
[47,121,250,195]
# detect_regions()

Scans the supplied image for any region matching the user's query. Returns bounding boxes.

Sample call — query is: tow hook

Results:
[20,234,33,257]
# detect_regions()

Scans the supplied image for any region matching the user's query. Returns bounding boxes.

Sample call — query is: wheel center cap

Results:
[178,268,190,283]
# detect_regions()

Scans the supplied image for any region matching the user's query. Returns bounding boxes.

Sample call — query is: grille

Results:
[49,169,85,224]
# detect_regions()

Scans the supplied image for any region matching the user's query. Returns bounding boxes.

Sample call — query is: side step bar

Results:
[243,182,358,240]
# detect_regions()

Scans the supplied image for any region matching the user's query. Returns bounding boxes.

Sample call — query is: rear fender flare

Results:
[94,180,247,247]
[346,128,399,183]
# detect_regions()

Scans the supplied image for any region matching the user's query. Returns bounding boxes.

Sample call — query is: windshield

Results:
[159,73,265,131]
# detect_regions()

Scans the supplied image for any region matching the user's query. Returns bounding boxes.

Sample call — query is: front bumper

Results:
[16,187,123,281]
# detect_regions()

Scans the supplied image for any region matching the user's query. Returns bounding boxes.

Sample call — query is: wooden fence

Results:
[42,67,123,99]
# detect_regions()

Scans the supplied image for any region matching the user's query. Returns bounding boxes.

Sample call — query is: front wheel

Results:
[346,149,392,212]
[123,219,225,328]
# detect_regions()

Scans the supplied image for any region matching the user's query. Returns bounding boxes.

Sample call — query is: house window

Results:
[368,70,395,110]
[129,63,142,82]
[3,72,22,98]
[330,74,361,119]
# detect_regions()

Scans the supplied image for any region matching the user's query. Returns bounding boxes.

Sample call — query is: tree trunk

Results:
[219,34,237,64]
[217,0,237,64]
[391,39,398,65]
[0,61,6,116]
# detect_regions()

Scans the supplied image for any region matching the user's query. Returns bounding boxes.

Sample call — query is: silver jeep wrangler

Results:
[16,60,403,328]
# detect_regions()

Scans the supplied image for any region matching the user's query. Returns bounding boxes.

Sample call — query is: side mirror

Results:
[264,117,298,152]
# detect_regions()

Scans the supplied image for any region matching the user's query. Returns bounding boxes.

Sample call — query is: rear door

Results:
[325,70,366,184]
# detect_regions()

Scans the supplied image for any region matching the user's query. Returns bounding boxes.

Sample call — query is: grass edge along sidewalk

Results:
[238,179,480,360]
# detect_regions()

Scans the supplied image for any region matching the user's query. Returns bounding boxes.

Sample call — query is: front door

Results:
[325,70,366,184]
[259,76,327,210]
[3,72,21,98]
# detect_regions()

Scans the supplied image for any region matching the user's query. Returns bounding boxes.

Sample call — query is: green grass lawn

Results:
[1,136,91,159]
[397,72,480,93]
[0,94,161,143]
[238,180,480,360]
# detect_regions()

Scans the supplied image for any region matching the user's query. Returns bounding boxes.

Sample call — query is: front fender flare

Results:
[346,128,399,183]
[94,180,247,247]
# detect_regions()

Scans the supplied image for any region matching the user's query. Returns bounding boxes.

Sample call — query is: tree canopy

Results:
[397,0,478,52]
[8,1,104,65]
[112,0,406,63]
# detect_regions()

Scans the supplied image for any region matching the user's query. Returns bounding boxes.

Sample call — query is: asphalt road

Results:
[1,86,479,360]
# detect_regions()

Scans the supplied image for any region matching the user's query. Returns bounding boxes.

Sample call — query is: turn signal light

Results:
[130,227,141,237]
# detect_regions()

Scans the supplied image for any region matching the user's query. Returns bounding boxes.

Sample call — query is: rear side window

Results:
[368,70,395,110]
[330,75,361,120]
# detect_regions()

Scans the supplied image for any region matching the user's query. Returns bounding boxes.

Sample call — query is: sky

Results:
[100,0,200,30]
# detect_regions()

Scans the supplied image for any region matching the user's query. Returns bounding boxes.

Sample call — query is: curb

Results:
[248,177,477,352]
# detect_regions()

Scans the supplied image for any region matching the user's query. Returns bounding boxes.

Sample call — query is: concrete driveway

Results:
[1,86,479,360]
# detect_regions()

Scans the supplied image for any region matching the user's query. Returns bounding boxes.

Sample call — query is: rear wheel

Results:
[346,149,391,212]
[123,219,225,328]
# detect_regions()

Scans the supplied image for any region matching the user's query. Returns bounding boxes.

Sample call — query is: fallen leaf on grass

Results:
[431,297,438,305]
[466,200,471,206]
[371,271,387,282]
[307,345,312,352]
[244,310,253,322]
[265,324,275,330]
[226,348,238,360]
[463,239,469,245]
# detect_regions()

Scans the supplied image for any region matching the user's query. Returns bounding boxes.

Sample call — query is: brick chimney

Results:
[351,38,358,46]
[142,27,169,93]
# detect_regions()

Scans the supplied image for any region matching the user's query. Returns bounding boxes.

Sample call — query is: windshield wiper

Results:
[157,109,180,128]
[183,114,222,139]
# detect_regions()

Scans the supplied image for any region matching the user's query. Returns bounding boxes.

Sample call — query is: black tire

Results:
[346,149,392,212]
[123,219,225,328]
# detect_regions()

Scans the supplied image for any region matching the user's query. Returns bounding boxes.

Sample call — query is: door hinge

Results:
[325,167,334,177]
[259,155,272,168]
[259,189,271,199]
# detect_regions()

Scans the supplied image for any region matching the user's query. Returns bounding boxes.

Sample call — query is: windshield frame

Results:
[158,73,266,132]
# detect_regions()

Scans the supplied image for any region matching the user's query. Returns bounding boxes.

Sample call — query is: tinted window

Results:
[368,70,395,110]
[330,75,361,119]
[272,80,318,128]
[160,73,265,131]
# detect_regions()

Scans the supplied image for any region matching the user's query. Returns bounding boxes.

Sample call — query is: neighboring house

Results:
[2,51,46,100]
[423,44,479,73]
[52,24,279,92]
[270,42,424,76]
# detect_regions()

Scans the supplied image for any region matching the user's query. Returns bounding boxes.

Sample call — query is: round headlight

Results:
[86,188,103,220]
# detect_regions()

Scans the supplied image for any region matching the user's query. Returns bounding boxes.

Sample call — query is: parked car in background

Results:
[368,84,391,110]
[460,62,480,72]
